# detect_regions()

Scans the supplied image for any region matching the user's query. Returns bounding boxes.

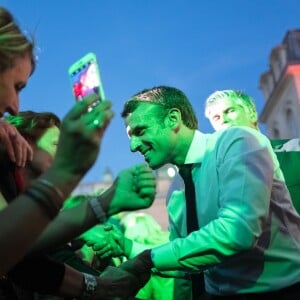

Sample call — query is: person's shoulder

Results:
[216,126,262,139]
[216,126,270,148]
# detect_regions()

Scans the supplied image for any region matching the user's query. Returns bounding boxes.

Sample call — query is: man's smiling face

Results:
[125,103,176,169]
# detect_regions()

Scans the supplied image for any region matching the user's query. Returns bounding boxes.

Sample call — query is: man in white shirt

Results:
[118,86,300,300]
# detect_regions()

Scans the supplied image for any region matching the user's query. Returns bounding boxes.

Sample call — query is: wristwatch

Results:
[82,273,97,299]
[89,197,107,223]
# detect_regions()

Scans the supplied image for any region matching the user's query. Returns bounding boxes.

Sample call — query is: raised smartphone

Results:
[68,52,105,103]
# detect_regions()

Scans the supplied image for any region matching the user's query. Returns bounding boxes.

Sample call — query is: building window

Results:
[272,127,280,139]
[286,107,298,138]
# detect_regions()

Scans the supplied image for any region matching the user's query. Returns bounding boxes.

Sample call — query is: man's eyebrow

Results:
[224,106,236,111]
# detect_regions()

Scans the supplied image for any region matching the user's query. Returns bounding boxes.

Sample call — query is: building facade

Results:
[259,29,300,138]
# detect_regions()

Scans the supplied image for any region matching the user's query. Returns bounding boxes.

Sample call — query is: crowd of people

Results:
[1,5,300,300]
[0,6,155,300]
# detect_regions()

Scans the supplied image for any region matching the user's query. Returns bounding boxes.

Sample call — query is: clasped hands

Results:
[83,223,124,260]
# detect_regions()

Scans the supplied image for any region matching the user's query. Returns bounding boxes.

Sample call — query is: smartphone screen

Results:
[69,53,105,102]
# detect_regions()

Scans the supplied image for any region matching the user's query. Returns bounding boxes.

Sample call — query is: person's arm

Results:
[8,253,141,299]
[0,99,113,275]
[32,164,156,253]
[8,254,82,297]
[63,261,153,299]
[58,264,85,298]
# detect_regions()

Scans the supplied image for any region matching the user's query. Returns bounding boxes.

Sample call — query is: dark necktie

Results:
[179,164,205,300]
[179,164,199,232]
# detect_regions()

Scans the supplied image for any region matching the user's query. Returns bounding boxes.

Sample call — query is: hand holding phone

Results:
[68,52,105,103]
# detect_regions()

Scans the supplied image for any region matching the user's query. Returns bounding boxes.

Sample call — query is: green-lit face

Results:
[205,98,257,131]
[30,126,60,175]
[125,103,176,169]
[36,126,60,158]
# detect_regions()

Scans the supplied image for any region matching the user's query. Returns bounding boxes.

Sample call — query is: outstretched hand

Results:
[118,250,153,291]
[94,265,142,299]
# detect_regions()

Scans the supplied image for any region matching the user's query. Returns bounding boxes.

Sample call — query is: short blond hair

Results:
[205,90,257,115]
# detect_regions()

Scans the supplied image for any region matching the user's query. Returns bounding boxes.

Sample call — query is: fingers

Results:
[52,100,114,181]
[132,165,156,200]
[0,120,33,167]
[85,101,114,130]
[93,242,113,258]
[64,95,101,121]
[132,163,153,175]
[75,101,114,144]
[60,100,113,143]
[132,164,155,184]
[65,99,113,126]
[0,126,15,162]
[92,239,123,258]
[111,230,123,243]
[85,225,124,258]
[113,163,156,211]
[93,245,118,258]
[11,133,33,167]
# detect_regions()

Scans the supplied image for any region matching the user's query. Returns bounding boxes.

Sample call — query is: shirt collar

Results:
[184,130,208,165]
